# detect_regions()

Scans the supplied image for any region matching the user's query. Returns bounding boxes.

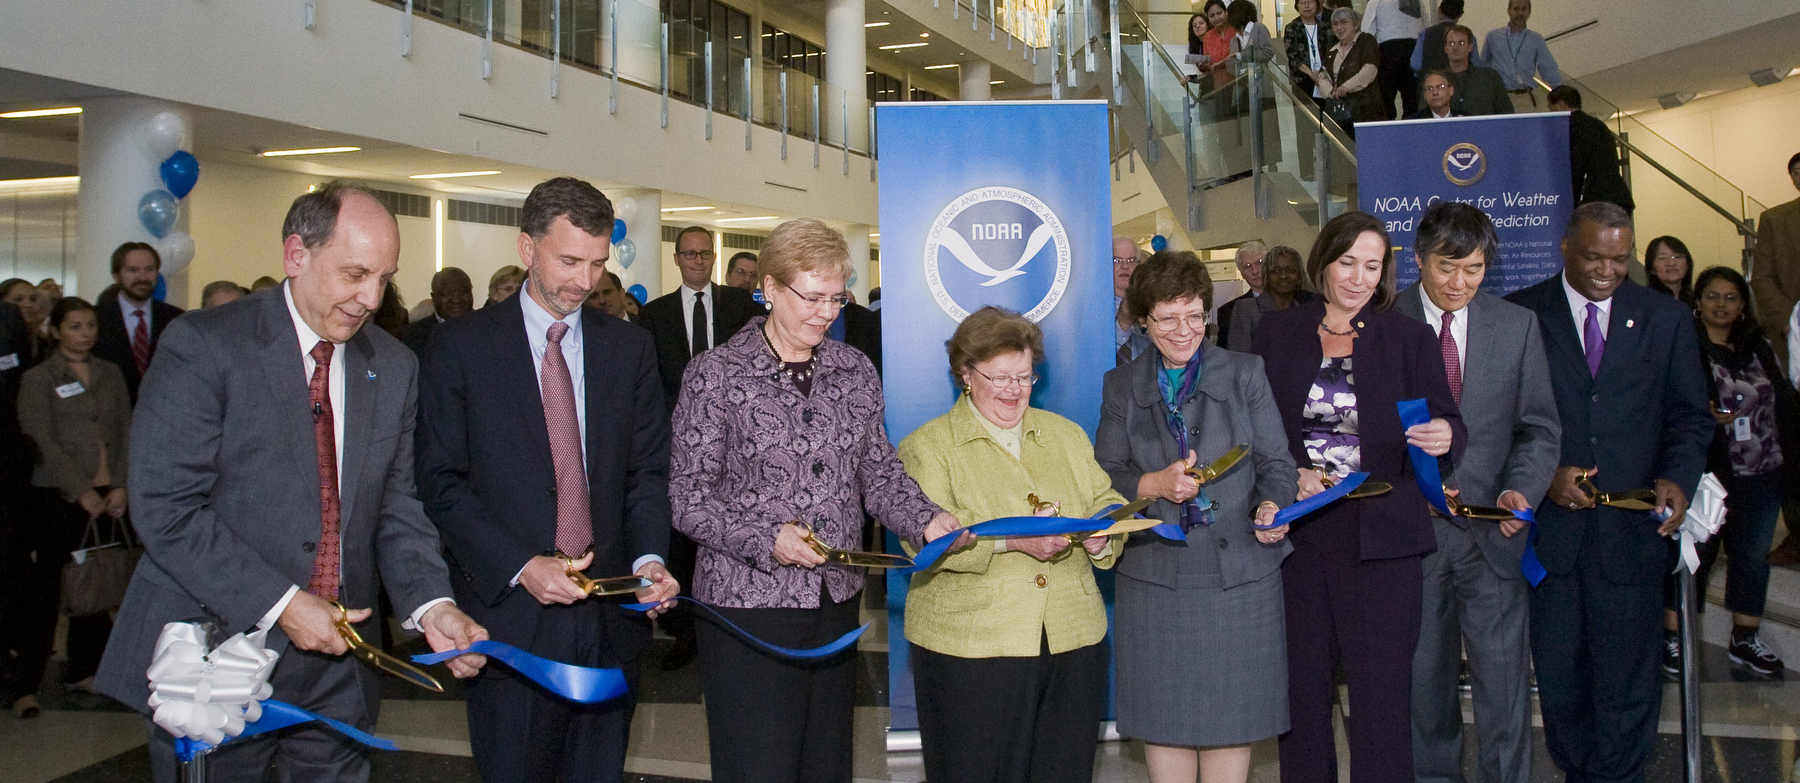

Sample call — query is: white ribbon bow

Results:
[1674,473,1728,575]
[145,623,279,745]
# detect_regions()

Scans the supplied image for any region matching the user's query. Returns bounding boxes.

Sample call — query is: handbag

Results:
[1323,97,1354,126]
[61,511,141,616]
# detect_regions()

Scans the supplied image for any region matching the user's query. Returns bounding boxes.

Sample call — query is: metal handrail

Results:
[1618,137,1756,239]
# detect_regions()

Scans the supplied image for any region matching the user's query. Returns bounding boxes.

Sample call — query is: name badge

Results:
[55,381,86,399]
[0,353,17,370]
[1733,416,1752,442]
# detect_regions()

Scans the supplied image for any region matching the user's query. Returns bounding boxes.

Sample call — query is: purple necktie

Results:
[1583,302,1604,377]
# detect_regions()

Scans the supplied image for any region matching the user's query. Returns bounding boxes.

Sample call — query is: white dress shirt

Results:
[1560,272,1612,354]
[261,283,453,632]
[1363,0,1424,43]
[1418,292,1468,372]
[119,292,154,339]
[678,282,718,354]
[1787,302,1799,387]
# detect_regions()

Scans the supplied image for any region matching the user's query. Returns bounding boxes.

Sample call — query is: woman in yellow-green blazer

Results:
[897,306,1125,783]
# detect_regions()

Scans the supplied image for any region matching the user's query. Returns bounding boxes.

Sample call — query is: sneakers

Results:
[1662,631,1681,677]
[1728,631,1785,678]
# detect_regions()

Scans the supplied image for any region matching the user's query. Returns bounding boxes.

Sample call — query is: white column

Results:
[825,0,868,147]
[75,97,194,304]
[608,188,660,307]
[959,60,992,101]
[844,223,871,303]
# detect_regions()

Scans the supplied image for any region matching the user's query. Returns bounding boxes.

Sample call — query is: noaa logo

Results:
[1442,142,1487,186]
[923,186,1072,322]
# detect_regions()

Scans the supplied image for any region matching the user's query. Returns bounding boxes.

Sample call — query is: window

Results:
[665,0,753,114]
[910,86,947,102]
[867,70,904,103]
[762,24,824,80]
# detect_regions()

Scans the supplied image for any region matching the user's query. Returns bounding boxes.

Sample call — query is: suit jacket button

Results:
[1035,574,1048,588]
[1218,539,1229,550]
[803,409,815,423]
[813,461,825,476]
[548,486,557,495]
[1591,394,1599,403]
[302,542,316,553]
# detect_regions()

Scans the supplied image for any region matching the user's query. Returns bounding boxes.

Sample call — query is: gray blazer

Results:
[18,352,131,501]
[95,288,454,717]
[1395,286,1562,577]
[1097,343,1297,589]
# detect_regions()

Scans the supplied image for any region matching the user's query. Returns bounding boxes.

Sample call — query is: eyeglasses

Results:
[1652,254,1689,262]
[1424,84,1453,92]
[971,368,1038,388]
[1700,291,1742,304]
[1445,41,1471,48]
[782,280,852,310]
[676,250,717,262]
[1113,256,1139,266]
[1145,312,1208,332]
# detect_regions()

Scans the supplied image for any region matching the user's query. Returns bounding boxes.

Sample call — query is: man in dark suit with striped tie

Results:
[93,242,184,404]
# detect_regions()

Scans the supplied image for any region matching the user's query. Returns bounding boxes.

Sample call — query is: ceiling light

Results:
[990,80,1004,85]
[260,146,361,157]
[865,21,889,28]
[879,42,929,50]
[869,232,880,237]
[1655,92,1695,110]
[409,170,502,179]
[1748,67,1788,87]
[716,215,780,223]
[0,106,82,119]
[920,32,930,38]
[0,176,80,190]
[661,205,716,213]
[924,64,958,70]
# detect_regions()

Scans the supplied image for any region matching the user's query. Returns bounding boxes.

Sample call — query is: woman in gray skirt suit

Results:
[1097,250,1298,783]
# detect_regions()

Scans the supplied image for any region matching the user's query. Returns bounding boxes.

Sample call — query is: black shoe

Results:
[661,636,697,671]
[1728,631,1784,678]
[1662,632,1681,677]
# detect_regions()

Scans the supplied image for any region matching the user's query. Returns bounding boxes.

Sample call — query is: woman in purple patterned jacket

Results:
[670,218,963,783]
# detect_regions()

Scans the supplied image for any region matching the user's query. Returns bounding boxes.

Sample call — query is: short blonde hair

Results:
[947,306,1045,380]
[488,265,525,293]
[759,218,852,287]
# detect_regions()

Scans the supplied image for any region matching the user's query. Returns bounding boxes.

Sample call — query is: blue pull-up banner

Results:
[1356,114,1574,295]
[876,100,1115,735]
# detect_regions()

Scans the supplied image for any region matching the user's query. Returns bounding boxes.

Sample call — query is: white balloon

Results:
[144,112,186,160]
[614,239,636,269]
[159,231,196,276]
[613,198,637,225]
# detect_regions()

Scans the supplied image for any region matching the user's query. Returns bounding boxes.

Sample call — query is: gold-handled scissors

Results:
[1184,444,1250,484]
[1575,472,1658,511]
[1060,497,1161,542]
[554,551,655,596]
[1442,486,1521,521]
[332,602,444,693]
[1321,472,1392,499]
[796,523,915,569]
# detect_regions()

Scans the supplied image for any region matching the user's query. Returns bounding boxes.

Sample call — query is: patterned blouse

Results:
[1707,352,1785,476]
[1301,356,1362,479]
[669,317,942,609]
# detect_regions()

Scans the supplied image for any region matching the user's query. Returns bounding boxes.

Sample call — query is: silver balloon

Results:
[613,197,638,225]
[144,112,186,160]
[614,239,636,269]
[158,231,196,276]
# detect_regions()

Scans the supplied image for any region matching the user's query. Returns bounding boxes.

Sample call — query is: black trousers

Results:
[660,531,698,643]
[465,599,638,783]
[1280,509,1424,783]
[697,588,860,783]
[5,488,115,699]
[147,645,375,783]
[1531,540,1665,783]
[914,633,1106,783]
[1376,39,1419,120]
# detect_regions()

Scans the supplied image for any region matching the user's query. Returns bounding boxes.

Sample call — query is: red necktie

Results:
[306,341,341,600]
[131,308,151,375]
[543,322,592,556]
[1439,311,1462,405]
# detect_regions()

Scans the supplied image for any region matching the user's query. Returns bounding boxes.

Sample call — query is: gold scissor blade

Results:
[1104,497,1158,522]
[1185,444,1250,484]
[1456,504,1518,521]
[334,605,445,693]
[583,575,654,596]
[1088,516,1168,537]
[1597,490,1658,511]
[1346,481,1392,499]
[825,550,916,568]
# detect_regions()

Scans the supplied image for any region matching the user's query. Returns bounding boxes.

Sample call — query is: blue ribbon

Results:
[173,699,398,762]
[900,503,1181,575]
[1262,472,1369,529]
[623,596,868,659]
[411,640,628,704]
[1398,398,1453,515]
[1516,508,1546,586]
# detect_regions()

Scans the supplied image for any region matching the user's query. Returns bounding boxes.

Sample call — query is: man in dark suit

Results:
[416,177,679,783]
[1398,203,1560,783]
[1549,87,1635,213]
[0,301,30,692]
[399,267,474,356]
[1504,202,1713,783]
[831,301,881,371]
[1406,71,1467,120]
[94,183,488,782]
[635,225,762,670]
[93,242,184,404]
[1212,240,1266,349]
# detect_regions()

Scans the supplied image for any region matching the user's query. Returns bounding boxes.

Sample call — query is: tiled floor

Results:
[7,567,1800,782]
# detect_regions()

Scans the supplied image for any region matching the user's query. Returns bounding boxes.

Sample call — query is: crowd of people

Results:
[0,145,1794,783]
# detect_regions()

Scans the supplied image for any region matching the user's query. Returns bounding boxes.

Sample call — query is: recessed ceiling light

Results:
[869,232,880,237]
[260,146,362,157]
[879,42,929,50]
[865,21,890,27]
[920,32,930,38]
[661,205,716,213]
[716,215,780,223]
[924,64,958,69]
[0,176,80,190]
[0,107,82,119]
[409,170,502,179]
[990,80,1004,84]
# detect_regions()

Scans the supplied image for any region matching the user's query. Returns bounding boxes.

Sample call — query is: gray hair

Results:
[1564,201,1632,241]
[1237,240,1270,261]
[1330,7,1359,25]
[282,181,384,251]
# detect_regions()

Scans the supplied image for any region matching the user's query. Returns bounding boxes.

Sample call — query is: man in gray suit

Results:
[95,183,488,782]
[1397,202,1560,783]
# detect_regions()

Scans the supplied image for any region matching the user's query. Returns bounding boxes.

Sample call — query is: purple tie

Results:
[1582,302,1604,377]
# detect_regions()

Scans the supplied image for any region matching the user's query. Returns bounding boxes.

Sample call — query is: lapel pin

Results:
[1626,319,1634,328]
[367,370,378,380]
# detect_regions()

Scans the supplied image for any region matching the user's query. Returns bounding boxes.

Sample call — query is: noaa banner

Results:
[876,101,1114,735]
[1357,114,1573,295]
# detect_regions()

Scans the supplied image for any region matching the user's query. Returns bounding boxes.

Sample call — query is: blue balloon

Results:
[1150,235,1168,252]
[848,270,858,287]
[138,190,178,239]
[160,151,200,199]
[614,239,636,269]
[627,284,647,304]
[610,219,628,244]
[153,273,167,302]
